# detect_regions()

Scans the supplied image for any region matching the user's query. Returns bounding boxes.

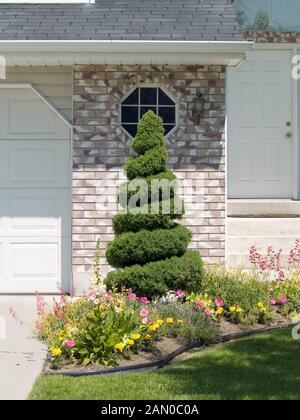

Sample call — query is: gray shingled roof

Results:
[0,0,242,41]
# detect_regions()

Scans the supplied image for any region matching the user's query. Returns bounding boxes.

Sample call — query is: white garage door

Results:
[0,87,71,294]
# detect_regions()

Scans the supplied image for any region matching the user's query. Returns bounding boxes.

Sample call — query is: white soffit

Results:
[0,41,253,67]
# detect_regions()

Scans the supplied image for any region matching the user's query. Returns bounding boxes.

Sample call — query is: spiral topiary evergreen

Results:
[105,110,205,297]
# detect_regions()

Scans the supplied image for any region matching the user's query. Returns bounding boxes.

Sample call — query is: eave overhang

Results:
[0,40,253,67]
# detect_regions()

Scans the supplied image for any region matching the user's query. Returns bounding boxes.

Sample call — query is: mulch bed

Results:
[43,315,295,376]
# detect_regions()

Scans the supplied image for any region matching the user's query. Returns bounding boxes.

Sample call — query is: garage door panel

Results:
[9,241,60,279]
[9,98,58,135]
[0,87,71,294]
[0,237,70,294]
[0,140,70,188]
[0,189,71,237]
[0,88,70,140]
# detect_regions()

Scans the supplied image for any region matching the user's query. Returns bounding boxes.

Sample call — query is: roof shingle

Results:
[0,0,242,41]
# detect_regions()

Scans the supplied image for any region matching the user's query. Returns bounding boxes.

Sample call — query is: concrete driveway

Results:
[0,296,49,400]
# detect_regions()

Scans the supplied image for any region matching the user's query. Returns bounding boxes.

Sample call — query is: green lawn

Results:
[29,328,300,400]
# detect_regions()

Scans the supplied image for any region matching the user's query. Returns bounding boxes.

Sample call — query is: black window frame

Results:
[121,87,176,138]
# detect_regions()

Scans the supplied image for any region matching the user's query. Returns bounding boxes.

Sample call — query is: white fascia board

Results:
[0,40,253,67]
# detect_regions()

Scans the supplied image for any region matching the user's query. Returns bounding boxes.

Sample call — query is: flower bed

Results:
[35,282,299,372]
[35,241,300,373]
[35,289,217,370]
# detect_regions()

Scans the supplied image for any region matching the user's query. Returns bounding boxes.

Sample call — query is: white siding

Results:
[0,66,72,121]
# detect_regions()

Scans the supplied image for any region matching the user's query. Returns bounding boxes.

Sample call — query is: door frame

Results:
[226,43,300,200]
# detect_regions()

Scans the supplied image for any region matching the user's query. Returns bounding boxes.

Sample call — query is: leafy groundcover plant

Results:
[35,289,218,368]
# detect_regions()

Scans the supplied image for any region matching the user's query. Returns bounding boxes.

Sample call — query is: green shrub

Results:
[131,110,165,155]
[113,197,184,235]
[106,110,204,296]
[106,251,205,297]
[118,170,177,206]
[106,225,192,268]
[113,213,174,235]
[125,146,168,180]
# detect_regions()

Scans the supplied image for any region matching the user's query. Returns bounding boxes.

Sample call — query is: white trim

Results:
[0,40,253,51]
[0,40,253,67]
[292,46,299,199]
[0,83,72,128]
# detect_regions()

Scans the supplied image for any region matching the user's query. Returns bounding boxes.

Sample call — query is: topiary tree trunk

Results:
[105,110,204,297]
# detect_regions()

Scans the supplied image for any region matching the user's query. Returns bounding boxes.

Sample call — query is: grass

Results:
[29,328,300,400]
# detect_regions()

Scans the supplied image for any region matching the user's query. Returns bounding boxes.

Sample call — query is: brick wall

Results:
[72,64,226,290]
[244,31,300,43]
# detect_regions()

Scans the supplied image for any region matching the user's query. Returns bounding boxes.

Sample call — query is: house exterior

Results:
[0,0,298,294]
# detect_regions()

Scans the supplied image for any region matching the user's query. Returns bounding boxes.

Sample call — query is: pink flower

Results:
[270,298,277,306]
[62,340,76,348]
[140,297,149,304]
[140,308,149,318]
[215,298,224,308]
[204,308,212,316]
[279,296,288,304]
[35,291,46,316]
[195,301,204,308]
[128,292,137,301]
[142,317,149,325]
[35,321,42,332]
[9,308,24,325]
[176,290,185,298]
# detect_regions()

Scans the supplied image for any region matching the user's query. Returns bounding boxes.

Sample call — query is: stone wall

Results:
[72,64,226,290]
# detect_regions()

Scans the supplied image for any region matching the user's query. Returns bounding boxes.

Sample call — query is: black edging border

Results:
[47,322,298,378]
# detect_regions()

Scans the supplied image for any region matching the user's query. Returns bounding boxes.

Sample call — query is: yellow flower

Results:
[216,307,223,315]
[126,339,135,346]
[148,324,159,332]
[51,348,62,357]
[131,333,141,341]
[257,302,264,309]
[114,342,126,352]
[236,307,243,314]
[260,306,267,314]
[144,334,152,341]
[229,306,236,313]
[156,319,164,325]
[166,318,174,324]
[177,319,184,325]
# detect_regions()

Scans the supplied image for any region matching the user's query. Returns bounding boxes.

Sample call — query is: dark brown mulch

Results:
[219,315,291,337]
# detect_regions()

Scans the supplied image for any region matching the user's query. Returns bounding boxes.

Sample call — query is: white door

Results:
[0,87,71,293]
[227,50,293,198]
